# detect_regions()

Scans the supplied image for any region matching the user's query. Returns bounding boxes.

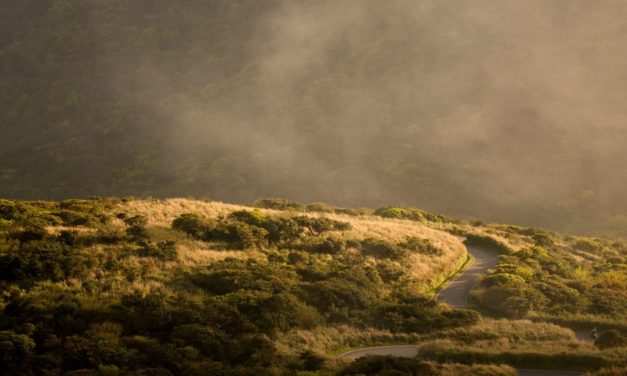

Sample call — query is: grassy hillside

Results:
[1,198,625,375]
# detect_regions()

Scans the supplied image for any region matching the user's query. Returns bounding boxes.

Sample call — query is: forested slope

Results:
[2,1,627,236]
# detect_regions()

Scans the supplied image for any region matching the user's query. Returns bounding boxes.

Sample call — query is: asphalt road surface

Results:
[435,244,498,308]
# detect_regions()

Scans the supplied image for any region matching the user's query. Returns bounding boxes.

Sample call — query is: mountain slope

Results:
[2,1,627,236]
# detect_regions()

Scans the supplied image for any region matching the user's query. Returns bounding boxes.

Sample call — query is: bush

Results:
[300,236,346,254]
[294,216,352,237]
[228,210,266,227]
[399,237,443,256]
[375,206,424,221]
[208,221,268,249]
[339,356,434,376]
[464,234,513,253]
[376,260,404,283]
[253,198,304,211]
[485,273,526,286]
[259,216,303,245]
[172,213,208,238]
[0,240,84,282]
[124,215,149,241]
[595,330,627,349]
[0,330,36,370]
[138,241,177,261]
[374,206,452,223]
[305,202,333,213]
[299,351,325,371]
[361,238,408,260]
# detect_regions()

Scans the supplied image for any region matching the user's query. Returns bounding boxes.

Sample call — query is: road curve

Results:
[435,244,498,308]
[340,345,420,360]
[339,244,583,376]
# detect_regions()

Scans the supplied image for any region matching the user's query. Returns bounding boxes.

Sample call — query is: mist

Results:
[2,0,627,234]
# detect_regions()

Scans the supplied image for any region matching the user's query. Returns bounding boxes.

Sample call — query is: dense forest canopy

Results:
[2,0,627,236]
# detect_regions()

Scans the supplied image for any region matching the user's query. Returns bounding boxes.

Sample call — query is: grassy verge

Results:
[528,312,627,333]
[418,345,620,372]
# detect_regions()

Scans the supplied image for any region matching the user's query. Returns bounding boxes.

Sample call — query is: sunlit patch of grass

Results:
[119,198,469,286]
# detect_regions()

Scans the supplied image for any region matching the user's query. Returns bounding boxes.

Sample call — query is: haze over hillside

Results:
[2,0,627,235]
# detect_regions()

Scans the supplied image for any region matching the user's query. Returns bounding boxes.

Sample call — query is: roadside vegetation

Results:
[0,198,625,375]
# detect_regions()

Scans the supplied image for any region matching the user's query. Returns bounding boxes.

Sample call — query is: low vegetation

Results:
[0,198,469,375]
[0,198,625,374]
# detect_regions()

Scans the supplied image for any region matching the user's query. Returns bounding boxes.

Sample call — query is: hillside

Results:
[0,198,625,375]
[2,1,627,237]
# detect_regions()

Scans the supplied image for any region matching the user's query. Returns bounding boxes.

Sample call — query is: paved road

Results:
[435,244,498,308]
[339,244,583,376]
[340,345,420,360]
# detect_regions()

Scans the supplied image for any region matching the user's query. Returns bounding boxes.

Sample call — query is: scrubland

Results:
[0,198,625,375]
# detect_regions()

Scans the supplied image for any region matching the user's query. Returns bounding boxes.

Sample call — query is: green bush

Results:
[207,221,268,249]
[253,198,304,211]
[375,206,424,221]
[361,238,408,260]
[464,234,513,253]
[399,237,443,256]
[0,240,84,282]
[339,356,434,376]
[124,215,149,241]
[138,241,177,261]
[485,273,526,286]
[172,213,208,238]
[294,216,352,237]
[299,236,346,254]
[595,330,627,349]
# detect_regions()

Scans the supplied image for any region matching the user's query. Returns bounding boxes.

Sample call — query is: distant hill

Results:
[2,1,627,238]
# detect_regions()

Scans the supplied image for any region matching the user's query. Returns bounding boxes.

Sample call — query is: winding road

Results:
[435,245,498,309]
[339,244,584,376]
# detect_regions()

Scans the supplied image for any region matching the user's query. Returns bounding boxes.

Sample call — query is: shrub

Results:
[399,237,443,256]
[361,238,408,260]
[595,330,627,349]
[138,241,177,261]
[294,216,352,237]
[375,206,424,221]
[257,293,323,332]
[340,356,418,375]
[253,198,304,211]
[10,226,47,243]
[208,221,268,249]
[464,234,513,254]
[0,240,84,282]
[172,213,208,238]
[124,215,149,241]
[0,330,36,369]
[299,351,325,371]
[228,210,266,227]
[300,236,346,254]
[171,324,228,359]
[260,216,303,245]
[305,202,334,213]
[485,273,526,286]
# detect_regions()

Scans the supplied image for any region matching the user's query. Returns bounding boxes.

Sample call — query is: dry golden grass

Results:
[275,325,422,355]
[117,198,468,284]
